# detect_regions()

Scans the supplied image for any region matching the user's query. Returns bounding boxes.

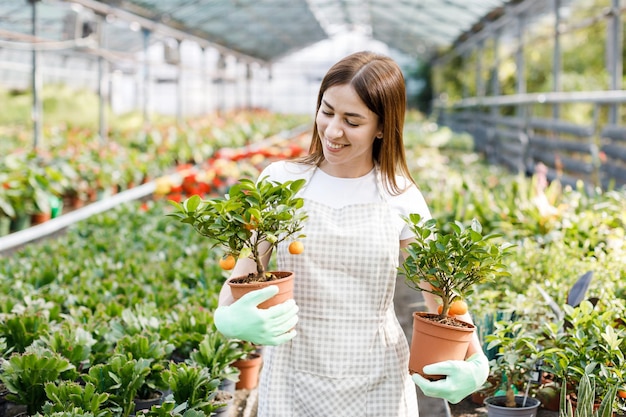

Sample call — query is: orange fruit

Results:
[618,390,626,399]
[449,300,469,316]
[219,255,236,270]
[437,304,443,315]
[288,241,304,255]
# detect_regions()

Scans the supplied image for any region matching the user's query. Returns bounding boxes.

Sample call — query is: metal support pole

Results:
[515,13,526,120]
[97,14,108,142]
[246,63,252,110]
[491,30,501,98]
[201,47,208,115]
[476,40,485,98]
[217,53,226,114]
[462,51,469,99]
[607,0,622,123]
[176,40,183,126]
[142,28,151,126]
[552,0,562,119]
[30,0,43,149]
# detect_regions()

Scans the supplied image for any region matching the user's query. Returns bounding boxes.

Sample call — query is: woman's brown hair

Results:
[299,50,415,195]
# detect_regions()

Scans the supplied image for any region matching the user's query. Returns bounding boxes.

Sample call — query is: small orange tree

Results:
[400,213,513,319]
[168,176,307,280]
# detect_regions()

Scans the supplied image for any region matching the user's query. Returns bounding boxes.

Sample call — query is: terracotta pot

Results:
[409,312,475,380]
[484,395,541,417]
[228,271,294,309]
[31,211,51,225]
[233,352,263,390]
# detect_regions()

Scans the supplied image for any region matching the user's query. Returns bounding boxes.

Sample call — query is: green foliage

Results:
[0,310,51,353]
[560,372,618,417]
[82,354,151,417]
[188,332,248,383]
[485,319,542,399]
[400,213,513,317]
[541,300,625,404]
[37,324,95,372]
[114,333,175,399]
[169,176,307,276]
[161,361,221,414]
[0,346,77,415]
[42,381,111,417]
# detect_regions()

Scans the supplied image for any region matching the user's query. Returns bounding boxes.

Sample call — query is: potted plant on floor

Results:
[400,214,513,379]
[559,372,617,417]
[483,319,543,415]
[168,176,307,308]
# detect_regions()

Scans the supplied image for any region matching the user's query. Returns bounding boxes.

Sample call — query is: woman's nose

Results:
[326,118,343,139]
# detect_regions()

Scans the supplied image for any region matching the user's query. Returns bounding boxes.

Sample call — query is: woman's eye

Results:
[321,110,332,116]
[346,120,358,127]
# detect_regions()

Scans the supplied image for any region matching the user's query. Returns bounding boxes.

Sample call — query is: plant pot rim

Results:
[484,395,541,409]
[227,270,293,287]
[413,311,476,331]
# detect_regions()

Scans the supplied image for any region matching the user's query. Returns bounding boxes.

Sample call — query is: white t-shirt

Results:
[258,160,431,240]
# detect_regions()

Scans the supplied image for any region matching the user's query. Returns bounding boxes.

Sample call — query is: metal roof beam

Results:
[68,0,268,64]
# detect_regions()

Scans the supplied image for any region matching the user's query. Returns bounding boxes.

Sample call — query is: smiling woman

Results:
[206,51,488,417]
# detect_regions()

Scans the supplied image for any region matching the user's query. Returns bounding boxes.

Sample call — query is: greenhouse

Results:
[0,0,625,416]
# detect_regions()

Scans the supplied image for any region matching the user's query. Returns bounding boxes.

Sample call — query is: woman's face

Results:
[316,84,382,178]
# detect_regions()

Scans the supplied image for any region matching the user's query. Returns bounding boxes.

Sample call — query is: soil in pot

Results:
[228,271,294,309]
[485,395,541,417]
[212,390,234,417]
[409,312,475,380]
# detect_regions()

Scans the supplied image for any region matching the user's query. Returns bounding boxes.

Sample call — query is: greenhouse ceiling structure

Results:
[1,0,517,63]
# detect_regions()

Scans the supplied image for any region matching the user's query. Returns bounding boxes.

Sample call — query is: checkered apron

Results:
[257,167,419,416]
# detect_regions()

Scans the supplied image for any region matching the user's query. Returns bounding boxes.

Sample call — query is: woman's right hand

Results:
[214,286,299,346]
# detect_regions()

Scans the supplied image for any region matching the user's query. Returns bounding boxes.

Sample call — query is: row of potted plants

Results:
[0,110,310,236]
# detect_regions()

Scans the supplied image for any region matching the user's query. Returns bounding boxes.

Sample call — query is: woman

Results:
[214,51,488,416]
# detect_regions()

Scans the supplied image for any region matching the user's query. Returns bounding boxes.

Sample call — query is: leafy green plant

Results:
[0,309,51,353]
[82,354,151,417]
[400,213,513,318]
[114,333,175,400]
[485,319,542,407]
[138,401,204,417]
[560,372,617,417]
[0,346,78,415]
[42,380,111,417]
[541,300,625,408]
[161,361,222,414]
[168,176,307,279]
[37,323,96,373]
[188,332,248,383]
[161,305,214,363]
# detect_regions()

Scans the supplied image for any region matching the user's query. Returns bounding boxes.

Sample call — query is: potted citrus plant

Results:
[168,176,307,308]
[400,213,513,379]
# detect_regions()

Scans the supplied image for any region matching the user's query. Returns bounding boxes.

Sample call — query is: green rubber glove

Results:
[412,353,489,404]
[214,285,298,346]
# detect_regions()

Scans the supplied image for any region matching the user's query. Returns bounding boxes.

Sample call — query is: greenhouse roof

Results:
[1,0,512,63]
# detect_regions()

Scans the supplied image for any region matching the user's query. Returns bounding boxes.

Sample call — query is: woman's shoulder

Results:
[387,176,431,218]
[258,160,315,183]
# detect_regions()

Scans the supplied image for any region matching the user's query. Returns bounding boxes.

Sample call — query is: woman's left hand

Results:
[412,353,489,404]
